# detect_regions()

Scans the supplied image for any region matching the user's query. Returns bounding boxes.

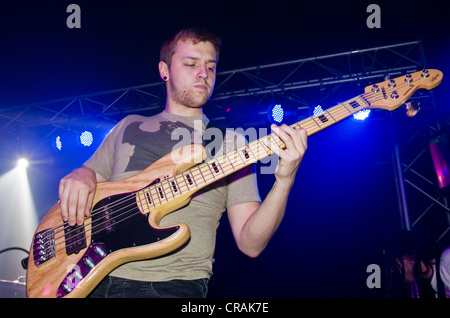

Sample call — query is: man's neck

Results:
[164,102,203,117]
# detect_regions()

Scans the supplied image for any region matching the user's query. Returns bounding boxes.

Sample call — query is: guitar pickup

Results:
[64,224,87,255]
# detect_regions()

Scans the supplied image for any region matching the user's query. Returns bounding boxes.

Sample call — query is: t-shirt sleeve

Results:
[226,163,261,208]
[83,118,126,181]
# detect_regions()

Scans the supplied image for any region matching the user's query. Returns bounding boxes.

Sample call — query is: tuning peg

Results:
[405,74,413,83]
[406,101,420,117]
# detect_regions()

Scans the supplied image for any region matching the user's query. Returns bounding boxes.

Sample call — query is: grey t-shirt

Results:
[84,111,261,281]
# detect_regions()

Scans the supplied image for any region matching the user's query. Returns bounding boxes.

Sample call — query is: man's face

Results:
[165,39,217,112]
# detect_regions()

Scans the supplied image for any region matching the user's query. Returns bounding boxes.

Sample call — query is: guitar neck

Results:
[136,95,370,211]
[293,95,370,137]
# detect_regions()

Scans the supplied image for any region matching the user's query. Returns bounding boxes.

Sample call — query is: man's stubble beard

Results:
[169,81,213,109]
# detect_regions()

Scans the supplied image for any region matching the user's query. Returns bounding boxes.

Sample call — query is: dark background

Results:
[0,0,449,297]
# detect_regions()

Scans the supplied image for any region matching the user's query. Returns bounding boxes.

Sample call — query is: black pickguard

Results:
[90,191,180,252]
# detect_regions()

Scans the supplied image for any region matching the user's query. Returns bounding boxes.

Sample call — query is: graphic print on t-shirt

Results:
[122,120,194,172]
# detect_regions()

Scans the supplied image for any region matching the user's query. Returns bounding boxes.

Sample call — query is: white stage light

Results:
[17,158,29,169]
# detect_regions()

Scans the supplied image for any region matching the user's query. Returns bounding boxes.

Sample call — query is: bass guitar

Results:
[26,69,443,298]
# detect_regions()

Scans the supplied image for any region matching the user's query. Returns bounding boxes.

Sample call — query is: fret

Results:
[221,152,235,171]
[317,114,329,124]
[151,185,162,206]
[248,139,260,158]
[342,102,355,114]
[235,148,247,165]
[157,185,165,200]
[258,138,272,156]
[211,161,221,174]
[208,161,222,177]
[349,100,360,109]
[200,163,212,182]
[195,165,207,184]
[204,162,215,179]
[298,118,319,134]
[311,116,324,129]
[312,111,337,130]
[236,149,246,165]
[171,180,178,193]
[175,174,187,193]
[242,146,251,160]
[184,171,196,188]
[292,122,302,130]
[245,144,257,161]
[224,150,238,167]
[359,96,370,107]
[162,179,175,200]
[328,104,351,120]
[208,161,220,176]
[324,110,336,122]
[222,157,236,174]
[222,151,244,171]
[261,134,283,153]
[137,185,165,210]
[145,187,154,206]
[345,98,364,113]
[136,190,149,211]
[145,190,153,207]
[224,152,235,170]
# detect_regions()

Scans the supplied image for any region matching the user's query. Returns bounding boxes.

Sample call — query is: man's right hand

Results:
[58,166,98,226]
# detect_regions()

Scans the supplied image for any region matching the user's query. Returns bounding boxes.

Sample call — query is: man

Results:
[58,27,308,297]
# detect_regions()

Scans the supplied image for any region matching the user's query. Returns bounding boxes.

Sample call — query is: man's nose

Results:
[197,64,208,80]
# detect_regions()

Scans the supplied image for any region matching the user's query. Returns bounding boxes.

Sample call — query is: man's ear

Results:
[159,61,169,81]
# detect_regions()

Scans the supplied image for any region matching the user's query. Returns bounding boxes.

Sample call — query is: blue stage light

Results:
[268,104,284,124]
[55,136,62,151]
[353,109,371,121]
[79,131,93,146]
[313,105,324,116]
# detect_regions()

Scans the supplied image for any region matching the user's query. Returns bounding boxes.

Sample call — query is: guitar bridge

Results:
[33,229,55,266]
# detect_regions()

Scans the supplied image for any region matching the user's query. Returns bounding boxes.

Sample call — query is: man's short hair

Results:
[160,27,222,66]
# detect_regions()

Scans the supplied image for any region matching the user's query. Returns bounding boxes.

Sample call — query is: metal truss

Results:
[1,40,447,243]
[0,40,426,134]
[387,73,450,244]
[393,95,450,244]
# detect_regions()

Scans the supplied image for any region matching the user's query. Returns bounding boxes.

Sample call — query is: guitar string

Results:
[47,73,411,243]
[39,147,244,255]
[42,157,241,256]
[34,74,424,258]
[42,135,258,247]
[36,78,412,256]
[35,84,410,256]
[46,135,284,257]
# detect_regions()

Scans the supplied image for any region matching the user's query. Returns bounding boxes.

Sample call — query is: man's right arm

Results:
[59,165,106,226]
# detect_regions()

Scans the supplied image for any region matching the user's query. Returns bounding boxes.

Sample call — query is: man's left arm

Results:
[227,124,307,257]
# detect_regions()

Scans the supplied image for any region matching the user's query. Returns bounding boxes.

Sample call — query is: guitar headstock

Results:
[364,69,443,111]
